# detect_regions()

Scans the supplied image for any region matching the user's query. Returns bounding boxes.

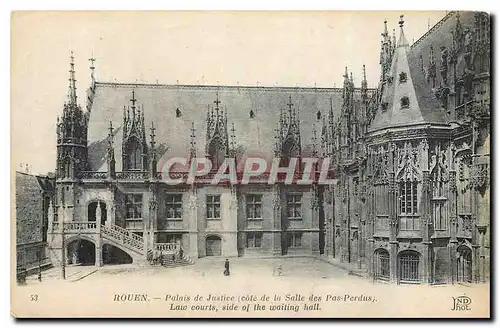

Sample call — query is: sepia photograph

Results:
[10,10,491,318]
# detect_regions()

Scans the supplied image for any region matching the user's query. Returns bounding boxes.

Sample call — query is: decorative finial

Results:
[397,14,409,47]
[383,20,388,37]
[68,50,78,105]
[108,121,114,137]
[312,124,318,158]
[130,89,137,108]
[189,122,196,158]
[89,51,96,82]
[287,95,294,116]
[214,91,221,111]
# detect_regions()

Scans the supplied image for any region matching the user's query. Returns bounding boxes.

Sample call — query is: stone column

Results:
[421,171,432,284]
[448,170,458,284]
[272,184,283,256]
[477,225,487,283]
[48,200,54,234]
[95,236,103,267]
[148,184,158,250]
[187,186,199,258]
[388,167,398,283]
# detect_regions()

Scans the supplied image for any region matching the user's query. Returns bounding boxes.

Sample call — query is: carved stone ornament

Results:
[472,163,488,190]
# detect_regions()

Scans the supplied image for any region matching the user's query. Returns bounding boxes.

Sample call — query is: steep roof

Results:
[88,83,372,171]
[15,171,53,245]
[368,17,449,133]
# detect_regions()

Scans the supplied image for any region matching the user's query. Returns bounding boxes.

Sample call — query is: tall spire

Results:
[107,121,116,178]
[362,64,367,88]
[89,52,96,85]
[149,121,157,178]
[68,51,78,105]
[397,15,409,48]
[383,20,389,39]
[392,29,396,50]
[361,64,368,101]
[342,67,350,101]
[189,122,197,159]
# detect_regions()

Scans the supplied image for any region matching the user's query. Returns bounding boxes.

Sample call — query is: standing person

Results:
[224,258,230,276]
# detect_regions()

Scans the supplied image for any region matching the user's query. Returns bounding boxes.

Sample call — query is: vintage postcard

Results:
[11,11,491,318]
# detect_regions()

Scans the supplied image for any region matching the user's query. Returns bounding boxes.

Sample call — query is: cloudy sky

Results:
[12,11,447,174]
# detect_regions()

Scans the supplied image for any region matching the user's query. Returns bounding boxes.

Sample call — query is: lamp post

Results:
[37,248,42,282]
[60,205,66,280]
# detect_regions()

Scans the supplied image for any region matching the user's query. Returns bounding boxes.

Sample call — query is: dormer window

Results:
[381,102,388,112]
[316,110,322,120]
[176,108,182,118]
[125,137,142,170]
[401,96,410,109]
[399,72,408,83]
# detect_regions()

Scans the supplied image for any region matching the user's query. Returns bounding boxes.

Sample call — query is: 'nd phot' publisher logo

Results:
[451,295,472,311]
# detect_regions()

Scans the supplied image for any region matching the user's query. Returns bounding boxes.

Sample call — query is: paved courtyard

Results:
[22,256,364,289]
[95,256,354,279]
[14,257,489,318]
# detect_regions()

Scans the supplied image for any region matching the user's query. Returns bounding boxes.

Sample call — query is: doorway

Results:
[88,201,107,225]
[206,235,222,256]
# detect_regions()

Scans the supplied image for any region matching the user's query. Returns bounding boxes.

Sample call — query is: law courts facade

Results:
[45,11,490,284]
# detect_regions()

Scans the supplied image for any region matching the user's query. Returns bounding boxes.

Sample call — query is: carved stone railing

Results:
[77,171,108,180]
[116,171,148,180]
[101,224,144,254]
[63,222,98,232]
[154,243,178,252]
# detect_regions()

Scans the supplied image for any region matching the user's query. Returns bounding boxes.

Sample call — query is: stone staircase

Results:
[101,224,145,255]
[160,252,195,268]
[147,246,195,267]
[50,221,194,267]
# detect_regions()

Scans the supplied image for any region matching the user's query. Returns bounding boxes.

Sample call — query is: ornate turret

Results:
[122,90,148,171]
[274,95,302,163]
[380,20,395,82]
[56,51,89,180]
[205,92,234,169]
[149,122,157,179]
[107,121,116,179]
[189,122,197,161]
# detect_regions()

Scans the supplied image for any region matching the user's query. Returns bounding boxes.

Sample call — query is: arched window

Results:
[280,138,299,168]
[398,251,420,283]
[457,245,472,283]
[399,72,408,83]
[399,179,419,230]
[400,96,410,109]
[125,137,142,170]
[208,137,226,170]
[374,248,390,281]
[63,157,71,179]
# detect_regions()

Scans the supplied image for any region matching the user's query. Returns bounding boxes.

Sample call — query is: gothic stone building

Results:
[47,51,371,267]
[47,11,490,284]
[16,171,54,272]
[323,12,490,284]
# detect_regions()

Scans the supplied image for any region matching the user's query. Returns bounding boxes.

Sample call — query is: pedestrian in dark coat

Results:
[224,258,230,276]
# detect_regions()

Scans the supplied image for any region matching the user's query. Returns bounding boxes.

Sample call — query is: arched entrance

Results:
[67,239,96,266]
[102,244,133,265]
[373,248,390,281]
[457,245,472,283]
[88,201,107,225]
[206,235,222,256]
[398,250,421,283]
